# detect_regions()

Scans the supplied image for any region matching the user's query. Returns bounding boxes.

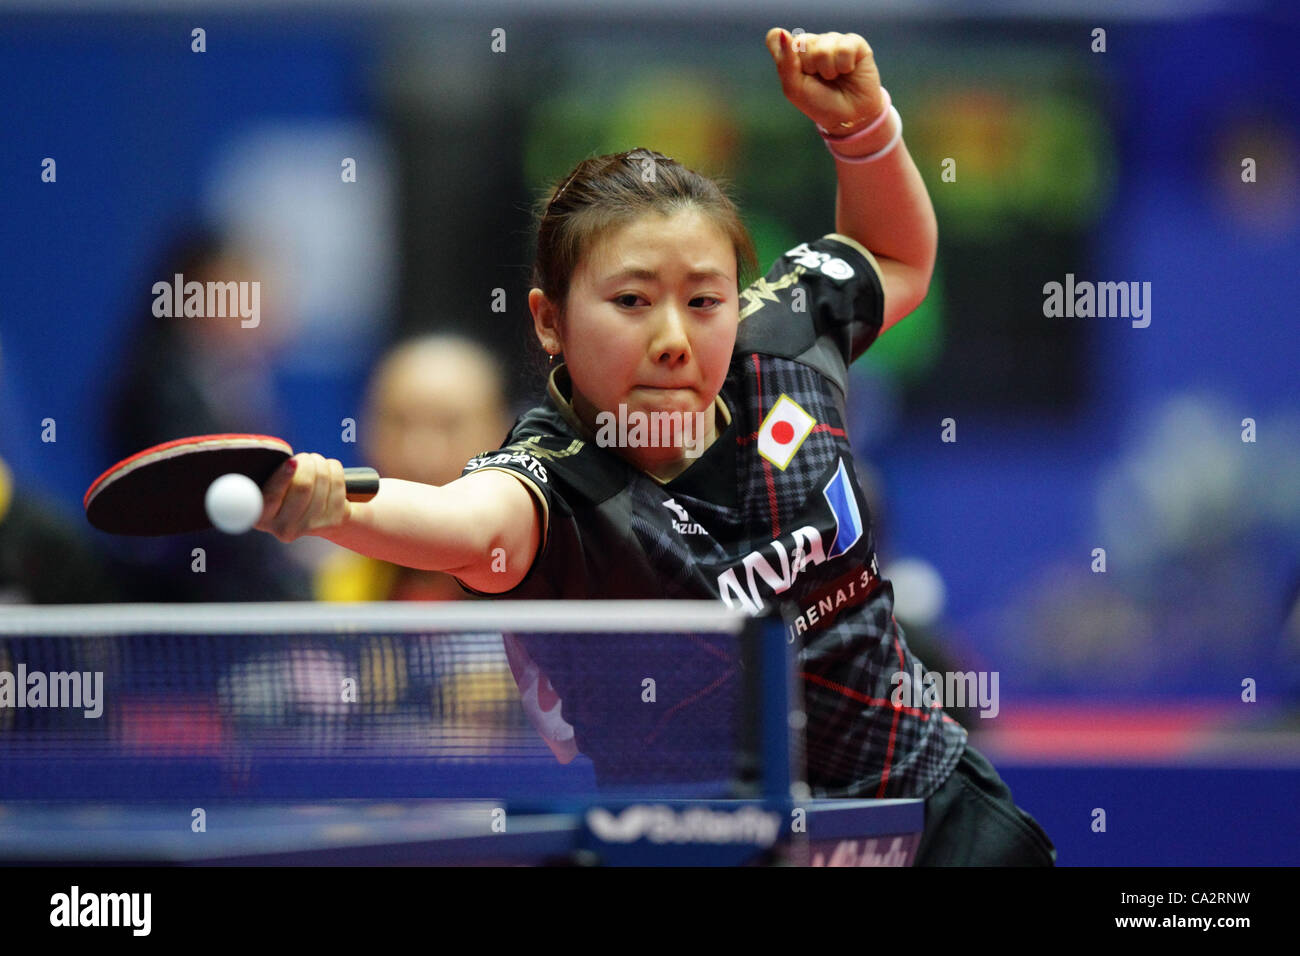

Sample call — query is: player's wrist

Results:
[817,87,904,163]
[308,504,354,542]
[815,85,888,138]
[823,107,902,162]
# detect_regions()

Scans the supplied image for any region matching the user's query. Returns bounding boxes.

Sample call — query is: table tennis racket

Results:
[84,433,380,536]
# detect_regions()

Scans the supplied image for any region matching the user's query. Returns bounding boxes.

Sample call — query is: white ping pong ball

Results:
[205,472,264,534]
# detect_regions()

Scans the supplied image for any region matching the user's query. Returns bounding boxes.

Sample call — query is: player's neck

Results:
[550,366,723,482]
[634,412,721,483]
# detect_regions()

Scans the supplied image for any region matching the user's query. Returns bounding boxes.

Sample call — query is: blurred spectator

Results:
[314,334,512,601]
[100,225,309,601]
[0,458,120,604]
[993,391,1300,696]
[0,335,118,603]
[853,455,984,733]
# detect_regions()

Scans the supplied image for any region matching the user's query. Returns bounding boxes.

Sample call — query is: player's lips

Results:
[632,385,697,406]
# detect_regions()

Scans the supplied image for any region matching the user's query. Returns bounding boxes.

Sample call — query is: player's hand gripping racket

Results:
[84,433,379,536]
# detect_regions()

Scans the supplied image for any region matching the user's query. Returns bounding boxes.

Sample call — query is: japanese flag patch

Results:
[757,394,817,470]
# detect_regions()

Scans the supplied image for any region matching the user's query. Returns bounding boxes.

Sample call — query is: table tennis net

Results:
[0,603,774,801]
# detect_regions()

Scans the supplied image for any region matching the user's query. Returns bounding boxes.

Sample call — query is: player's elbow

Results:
[915,215,938,294]
[914,265,935,313]
[441,470,540,590]
[444,505,511,575]
[447,521,535,594]
[885,262,934,330]
[891,231,936,318]
[905,267,932,315]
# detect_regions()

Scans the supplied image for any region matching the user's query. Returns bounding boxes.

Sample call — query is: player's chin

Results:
[623,443,689,471]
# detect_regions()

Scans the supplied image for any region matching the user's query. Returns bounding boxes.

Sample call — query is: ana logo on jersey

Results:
[717,458,865,614]
[663,498,706,535]
[784,241,855,281]
[757,395,817,470]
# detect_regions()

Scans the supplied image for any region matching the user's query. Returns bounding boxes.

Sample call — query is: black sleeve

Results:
[455,437,577,599]
[454,429,649,601]
[734,233,886,391]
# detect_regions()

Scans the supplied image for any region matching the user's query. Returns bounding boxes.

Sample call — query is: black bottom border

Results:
[0,865,1283,942]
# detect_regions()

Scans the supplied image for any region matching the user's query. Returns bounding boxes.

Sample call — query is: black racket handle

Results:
[343,467,380,502]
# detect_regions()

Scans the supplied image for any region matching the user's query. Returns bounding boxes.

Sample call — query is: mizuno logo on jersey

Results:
[757,395,816,470]
[716,457,865,614]
[663,498,706,535]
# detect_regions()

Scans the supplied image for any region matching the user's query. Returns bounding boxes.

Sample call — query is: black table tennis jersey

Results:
[461,233,967,799]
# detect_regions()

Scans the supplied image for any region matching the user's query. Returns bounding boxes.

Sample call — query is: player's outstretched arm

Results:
[765,27,937,334]
[256,453,540,593]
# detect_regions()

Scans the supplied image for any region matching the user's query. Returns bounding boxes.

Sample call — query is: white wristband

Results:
[825,106,903,164]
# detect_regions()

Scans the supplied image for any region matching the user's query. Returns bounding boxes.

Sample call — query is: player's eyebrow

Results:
[602,267,731,284]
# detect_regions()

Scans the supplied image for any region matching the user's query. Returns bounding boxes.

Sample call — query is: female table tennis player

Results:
[256,28,1055,865]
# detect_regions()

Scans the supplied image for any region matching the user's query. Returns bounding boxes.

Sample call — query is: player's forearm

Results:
[833,133,937,277]
[320,477,491,573]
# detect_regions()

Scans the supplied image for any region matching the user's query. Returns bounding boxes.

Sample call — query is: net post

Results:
[734,613,801,802]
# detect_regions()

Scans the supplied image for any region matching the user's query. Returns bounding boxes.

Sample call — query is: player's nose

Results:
[650,307,691,368]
